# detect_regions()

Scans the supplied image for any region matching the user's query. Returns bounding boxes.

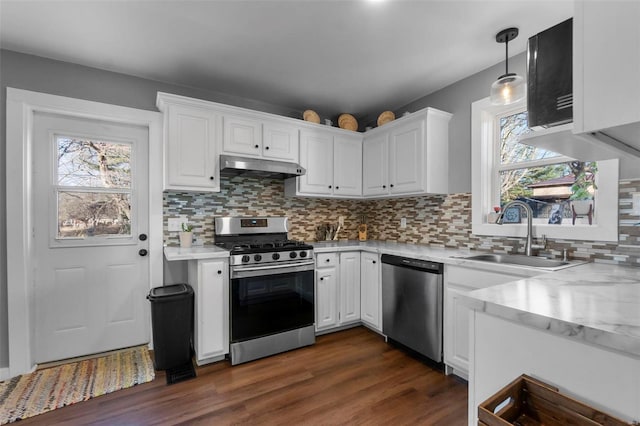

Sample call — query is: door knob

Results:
[139,233,147,241]
[139,249,148,257]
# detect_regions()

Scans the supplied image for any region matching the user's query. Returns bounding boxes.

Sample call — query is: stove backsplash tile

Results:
[164,176,363,245]
[164,177,640,266]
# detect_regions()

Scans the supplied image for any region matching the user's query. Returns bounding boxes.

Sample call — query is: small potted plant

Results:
[569,161,597,224]
[179,222,194,248]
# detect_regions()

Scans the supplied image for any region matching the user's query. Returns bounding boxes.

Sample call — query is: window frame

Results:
[471,97,619,242]
[48,130,138,247]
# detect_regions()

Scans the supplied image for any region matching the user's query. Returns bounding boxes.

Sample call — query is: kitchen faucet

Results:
[496,200,546,256]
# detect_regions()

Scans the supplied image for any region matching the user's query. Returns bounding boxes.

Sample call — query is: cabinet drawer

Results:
[316,253,338,268]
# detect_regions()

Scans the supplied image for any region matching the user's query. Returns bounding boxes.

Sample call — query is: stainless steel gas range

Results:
[214,216,315,365]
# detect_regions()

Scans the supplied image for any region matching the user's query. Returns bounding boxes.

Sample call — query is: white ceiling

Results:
[0,0,573,121]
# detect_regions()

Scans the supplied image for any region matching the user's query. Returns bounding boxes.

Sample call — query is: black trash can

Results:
[147,283,194,370]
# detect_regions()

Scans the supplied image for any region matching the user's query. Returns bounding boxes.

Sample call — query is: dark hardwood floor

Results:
[19,327,468,425]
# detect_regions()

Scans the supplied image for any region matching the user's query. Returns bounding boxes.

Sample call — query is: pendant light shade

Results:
[490,27,526,105]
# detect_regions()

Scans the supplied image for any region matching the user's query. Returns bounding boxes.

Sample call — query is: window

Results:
[497,109,598,225]
[54,136,133,240]
[471,97,619,242]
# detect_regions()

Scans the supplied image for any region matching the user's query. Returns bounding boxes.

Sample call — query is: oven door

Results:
[230,261,314,343]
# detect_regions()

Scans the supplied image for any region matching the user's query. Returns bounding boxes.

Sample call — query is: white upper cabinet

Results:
[362,132,389,196]
[223,114,299,162]
[222,114,262,157]
[296,129,334,195]
[389,119,424,194]
[287,128,363,198]
[262,121,299,162]
[363,108,451,198]
[573,1,640,135]
[157,94,220,192]
[333,134,363,196]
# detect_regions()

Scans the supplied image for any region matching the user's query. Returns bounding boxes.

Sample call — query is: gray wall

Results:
[0,48,518,369]
[395,53,527,194]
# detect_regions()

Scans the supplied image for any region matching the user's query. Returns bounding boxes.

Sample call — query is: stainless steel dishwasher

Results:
[381,254,444,363]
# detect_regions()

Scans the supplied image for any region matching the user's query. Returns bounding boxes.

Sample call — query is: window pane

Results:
[500,112,561,165]
[57,191,131,238]
[57,137,131,188]
[499,161,597,225]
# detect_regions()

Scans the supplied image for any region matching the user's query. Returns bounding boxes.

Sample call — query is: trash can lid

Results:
[148,283,193,300]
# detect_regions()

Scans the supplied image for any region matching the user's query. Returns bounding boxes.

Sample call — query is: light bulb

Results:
[490,74,525,105]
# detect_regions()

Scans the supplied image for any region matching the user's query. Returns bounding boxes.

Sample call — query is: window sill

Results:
[472,222,618,242]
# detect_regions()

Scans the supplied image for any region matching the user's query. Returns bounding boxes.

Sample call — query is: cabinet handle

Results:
[217,270,222,274]
[372,260,376,264]
[328,185,332,189]
[335,186,339,190]
[265,146,270,150]
[210,176,215,180]
[326,259,330,262]
[390,184,394,188]
[382,185,386,189]
[320,277,324,281]
[254,144,259,149]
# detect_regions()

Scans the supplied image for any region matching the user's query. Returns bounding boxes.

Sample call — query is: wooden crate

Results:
[478,374,633,426]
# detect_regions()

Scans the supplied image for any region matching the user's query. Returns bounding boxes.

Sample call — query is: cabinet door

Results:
[298,130,334,195]
[333,135,363,196]
[316,266,338,331]
[444,285,474,377]
[263,121,299,162]
[362,132,389,196]
[360,252,381,331]
[389,119,424,194]
[222,114,262,156]
[166,104,219,191]
[575,1,640,133]
[195,259,229,364]
[339,252,361,324]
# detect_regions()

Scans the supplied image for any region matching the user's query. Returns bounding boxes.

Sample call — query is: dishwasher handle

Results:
[380,254,443,274]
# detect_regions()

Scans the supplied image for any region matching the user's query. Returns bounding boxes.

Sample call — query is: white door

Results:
[33,112,150,363]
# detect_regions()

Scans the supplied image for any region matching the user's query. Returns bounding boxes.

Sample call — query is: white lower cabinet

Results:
[188,258,229,366]
[315,251,361,332]
[360,251,381,332]
[443,264,544,379]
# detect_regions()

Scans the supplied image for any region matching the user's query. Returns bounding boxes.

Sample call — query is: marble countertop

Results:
[465,262,640,358]
[164,245,229,261]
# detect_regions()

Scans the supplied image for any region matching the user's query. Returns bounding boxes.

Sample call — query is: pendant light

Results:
[490,27,526,105]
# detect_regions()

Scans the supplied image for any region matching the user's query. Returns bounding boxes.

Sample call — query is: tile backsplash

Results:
[164,177,640,266]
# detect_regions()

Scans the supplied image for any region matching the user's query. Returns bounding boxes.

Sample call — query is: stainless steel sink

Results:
[459,253,570,269]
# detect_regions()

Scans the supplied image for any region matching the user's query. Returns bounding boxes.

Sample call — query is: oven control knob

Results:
[300,251,308,258]
[289,251,297,259]
[241,255,250,263]
[254,254,262,262]
[272,253,280,260]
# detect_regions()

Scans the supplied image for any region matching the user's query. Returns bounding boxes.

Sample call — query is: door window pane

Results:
[57,191,131,238]
[56,136,131,188]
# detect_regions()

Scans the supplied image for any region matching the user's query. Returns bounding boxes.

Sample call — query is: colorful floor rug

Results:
[0,346,155,424]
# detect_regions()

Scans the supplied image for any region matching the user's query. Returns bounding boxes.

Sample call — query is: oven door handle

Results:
[231,260,315,278]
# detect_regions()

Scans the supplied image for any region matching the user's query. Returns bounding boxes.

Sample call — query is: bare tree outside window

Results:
[497,112,597,224]
[55,137,132,238]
